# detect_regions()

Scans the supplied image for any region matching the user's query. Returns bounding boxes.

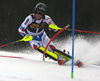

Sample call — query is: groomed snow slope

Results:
[0,36,100,81]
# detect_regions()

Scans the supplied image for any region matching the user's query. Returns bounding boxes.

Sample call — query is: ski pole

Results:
[0,40,21,48]
[49,24,100,34]
[0,35,33,48]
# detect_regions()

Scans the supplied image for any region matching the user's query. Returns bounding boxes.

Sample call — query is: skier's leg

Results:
[29,40,40,50]
[42,32,56,52]
[28,33,59,61]
[41,32,68,65]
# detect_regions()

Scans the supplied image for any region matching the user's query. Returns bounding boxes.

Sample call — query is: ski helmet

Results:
[34,3,47,15]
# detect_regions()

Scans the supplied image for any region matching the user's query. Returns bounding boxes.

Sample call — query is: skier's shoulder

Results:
[25,13,34,20]
[44,15,52,21]
[29,13,35,19]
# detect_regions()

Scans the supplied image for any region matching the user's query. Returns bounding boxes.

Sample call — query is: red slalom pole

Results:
[65,29,100,34]
[75,30,100,34]
[0,55,24,59]
[43,24,70,61]
[0,44,8,48]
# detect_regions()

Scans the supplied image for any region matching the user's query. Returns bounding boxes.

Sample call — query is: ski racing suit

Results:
[18,13,56,52]
[18,13,77,66]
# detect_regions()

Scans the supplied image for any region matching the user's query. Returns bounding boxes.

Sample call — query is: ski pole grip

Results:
[66,24,70,28]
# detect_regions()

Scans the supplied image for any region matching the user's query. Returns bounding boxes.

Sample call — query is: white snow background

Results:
[0,35,100,81]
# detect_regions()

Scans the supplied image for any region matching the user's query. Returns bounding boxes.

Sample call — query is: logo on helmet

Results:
[38,6,45,11]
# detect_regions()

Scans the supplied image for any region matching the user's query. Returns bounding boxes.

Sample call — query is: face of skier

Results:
[35,10,44,19]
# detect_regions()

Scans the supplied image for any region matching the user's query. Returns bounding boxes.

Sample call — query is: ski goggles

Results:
[36,10,45,16]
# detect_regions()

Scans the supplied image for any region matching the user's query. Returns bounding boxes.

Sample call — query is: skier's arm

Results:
[18,16,32,36]
[45,15,58,32]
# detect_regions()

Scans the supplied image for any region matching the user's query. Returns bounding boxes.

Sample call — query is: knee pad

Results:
[33,44,37,50]
[50,45,56,51]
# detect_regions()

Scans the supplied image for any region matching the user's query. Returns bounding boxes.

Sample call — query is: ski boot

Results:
[58,60,66,65]
[75,60,83,67]
[58,56,67,65]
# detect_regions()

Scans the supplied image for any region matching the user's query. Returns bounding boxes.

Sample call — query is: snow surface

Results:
[0,35,100,81]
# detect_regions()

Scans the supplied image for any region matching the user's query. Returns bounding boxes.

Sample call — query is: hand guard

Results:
[22,34,33,41]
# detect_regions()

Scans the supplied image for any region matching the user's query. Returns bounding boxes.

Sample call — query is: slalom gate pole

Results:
[43,24,70,61]
[71,0,75,78]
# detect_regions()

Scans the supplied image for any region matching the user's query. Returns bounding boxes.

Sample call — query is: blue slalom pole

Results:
[71,0,75,78]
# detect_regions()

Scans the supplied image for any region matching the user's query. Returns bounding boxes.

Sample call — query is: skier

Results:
[18,3,83,67]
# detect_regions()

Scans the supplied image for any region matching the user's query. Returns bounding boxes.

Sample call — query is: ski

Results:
[54,49,72,61]
[38,46,83,67]
[54,49,83,67]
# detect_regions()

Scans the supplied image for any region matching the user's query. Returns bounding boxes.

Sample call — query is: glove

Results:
[49,28,58,32]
